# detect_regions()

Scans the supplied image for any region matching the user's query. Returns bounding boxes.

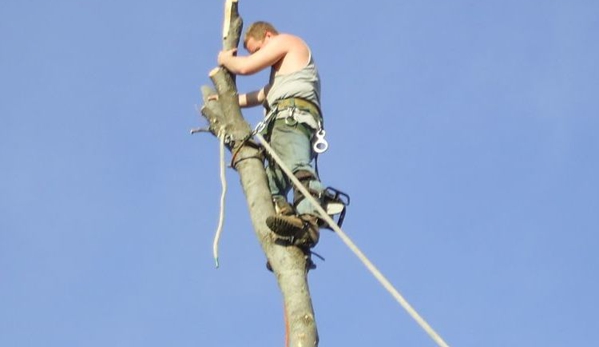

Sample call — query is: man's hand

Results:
[218,48,237,67]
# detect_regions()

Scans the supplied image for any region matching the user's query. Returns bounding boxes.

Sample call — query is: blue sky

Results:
[2,0,598,346]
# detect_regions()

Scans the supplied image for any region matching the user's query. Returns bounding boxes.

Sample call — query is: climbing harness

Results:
[252,99,344,228]
[253,97,329,155]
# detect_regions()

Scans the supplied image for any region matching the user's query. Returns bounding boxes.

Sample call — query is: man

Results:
[217,21,324,249]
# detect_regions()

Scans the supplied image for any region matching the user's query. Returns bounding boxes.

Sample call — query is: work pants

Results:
[265,109,324,216]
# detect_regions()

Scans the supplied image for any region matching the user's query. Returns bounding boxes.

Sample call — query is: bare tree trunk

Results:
[197,1,318,345]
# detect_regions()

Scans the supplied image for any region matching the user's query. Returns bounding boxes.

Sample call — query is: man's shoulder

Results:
[276,33,298,40]
[274,33,306,47]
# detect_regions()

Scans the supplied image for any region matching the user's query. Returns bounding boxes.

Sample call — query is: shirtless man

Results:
[218,21,324,248]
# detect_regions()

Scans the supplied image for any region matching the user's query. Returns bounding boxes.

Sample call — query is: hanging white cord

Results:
[213,130,227,268]
[255,133,450,347]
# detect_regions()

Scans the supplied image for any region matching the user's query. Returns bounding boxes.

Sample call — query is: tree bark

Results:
[197,1,318,345]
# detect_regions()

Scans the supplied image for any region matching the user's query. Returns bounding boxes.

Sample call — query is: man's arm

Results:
[239,85,271,108]
[207,85,270,107]
[218,36,288,75]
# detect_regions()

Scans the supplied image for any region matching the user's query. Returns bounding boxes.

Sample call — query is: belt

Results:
[274,97,321,118]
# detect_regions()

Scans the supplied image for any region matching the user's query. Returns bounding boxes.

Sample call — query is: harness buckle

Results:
[285,107,298,126]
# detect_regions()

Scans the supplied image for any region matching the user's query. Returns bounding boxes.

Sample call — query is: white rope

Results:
[255,133,450,347]
[213,130,227,268]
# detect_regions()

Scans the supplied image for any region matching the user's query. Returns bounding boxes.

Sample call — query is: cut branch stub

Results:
[209,67,251,142]
[201,85,218,104]
[200,85,226,135]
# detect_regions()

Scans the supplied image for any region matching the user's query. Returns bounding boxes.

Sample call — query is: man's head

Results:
[244,21,279,54]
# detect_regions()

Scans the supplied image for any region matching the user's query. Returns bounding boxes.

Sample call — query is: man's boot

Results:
[266,214,320,248]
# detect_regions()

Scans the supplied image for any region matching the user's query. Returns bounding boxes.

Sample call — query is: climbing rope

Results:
[213,130,227,268]
[254,133,451,347]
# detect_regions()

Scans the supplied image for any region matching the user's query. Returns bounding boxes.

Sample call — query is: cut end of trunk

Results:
[209,67,221,78]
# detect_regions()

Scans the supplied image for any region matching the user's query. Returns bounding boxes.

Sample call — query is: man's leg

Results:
[266,162,293,216]
[293,170,324,217]
[266,117,323,247]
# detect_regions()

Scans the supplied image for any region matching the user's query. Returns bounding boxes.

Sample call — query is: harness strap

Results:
[274,97,322,120]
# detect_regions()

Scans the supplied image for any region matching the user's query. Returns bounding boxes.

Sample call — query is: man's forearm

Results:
[218,49,246,75]
[239,87,267,108]
[222,58,243,74]
[221,56,255,75]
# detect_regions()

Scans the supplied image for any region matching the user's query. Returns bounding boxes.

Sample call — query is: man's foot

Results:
[266,214,320,247]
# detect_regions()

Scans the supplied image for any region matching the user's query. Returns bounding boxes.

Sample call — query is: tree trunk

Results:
[197,1,318,345]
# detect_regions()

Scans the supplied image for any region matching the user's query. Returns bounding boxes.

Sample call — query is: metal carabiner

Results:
[254,118,268,134]
[313,129,328,153]
[254,107,277,134]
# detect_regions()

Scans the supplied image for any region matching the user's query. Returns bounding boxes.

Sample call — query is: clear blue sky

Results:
[2,1,598,346]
